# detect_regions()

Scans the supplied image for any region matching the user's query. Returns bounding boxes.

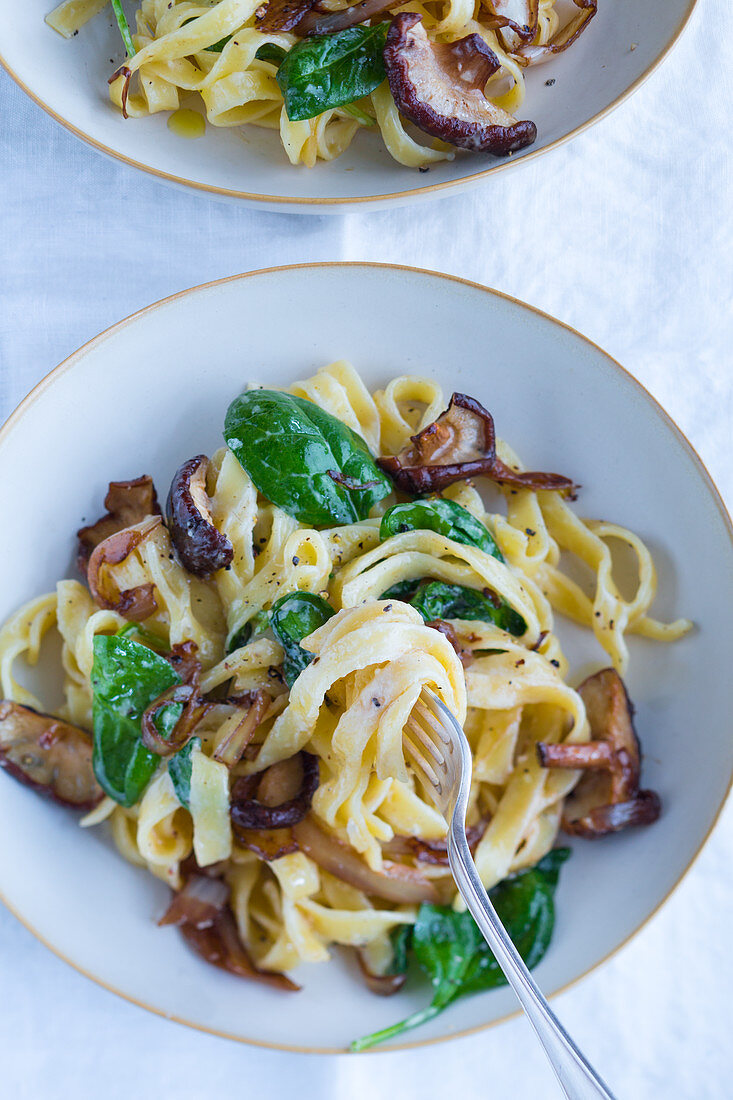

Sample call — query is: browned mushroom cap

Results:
[517,0,596,65]
[231,751,320,831]
[383,14,537,154]
[256,0,318,32]
[0,701,103,810]
[179,903,299,990]
[379,392,577,495]
[297,0,398,36]
[86,515,161,620]
[167,456,234,578]
[77,475,161,573]
[536,668,661,838]
[484,0,539,46]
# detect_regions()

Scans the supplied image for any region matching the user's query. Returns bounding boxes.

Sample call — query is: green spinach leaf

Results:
[92,635,181,807]
[270,591,335,687]
[227,609,271,655]
[351,849,570,1051]
[380,579,525,637]
[224,389,392,526]
[389,924,413,977]
[276,24,389,122]
[168,736,201,810]
[380,580,421,603]
[206,34,233,52]
[255,43,288,65]
[152,700,185,742]
[116,621,167,649]
[380,499,503,559]
[411,580,526,636]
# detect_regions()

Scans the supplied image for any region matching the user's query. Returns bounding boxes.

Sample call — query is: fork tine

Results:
[417,696,454,746]
[406,710,446,767]
[402,731,443,795]
[418,689,455,742]
[408,693,465,807]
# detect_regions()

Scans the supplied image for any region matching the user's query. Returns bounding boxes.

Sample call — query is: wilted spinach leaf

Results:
[352,849,570,1051]
[92,635,181,807]
[116,621,167,649]
[389,924,413,977]
[168,736,201,810]
[412,581,526,636]
[224,389,392,526]
[270,591,335,687]
[152,700,185,742]
[380,499,503,559]
[380,579,421,603]
[255,43,288,65]
[380,579,525,636]
[227,609,271,655]
[276,24,389,122]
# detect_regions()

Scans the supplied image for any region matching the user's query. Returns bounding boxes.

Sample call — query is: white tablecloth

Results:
[1,2,732,1095]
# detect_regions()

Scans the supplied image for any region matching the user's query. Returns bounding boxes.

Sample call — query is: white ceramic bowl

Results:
[0,263,730,1052]
[0,2,696,211]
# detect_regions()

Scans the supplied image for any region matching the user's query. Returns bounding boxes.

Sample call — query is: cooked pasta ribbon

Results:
[0,362,689,977]
[47,0,588,167]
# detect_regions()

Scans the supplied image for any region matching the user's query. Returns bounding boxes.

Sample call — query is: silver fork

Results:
[404,687,616,1100]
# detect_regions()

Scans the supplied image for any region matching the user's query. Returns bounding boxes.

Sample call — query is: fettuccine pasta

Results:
[46,0,597,168]
[0,363,689,1044]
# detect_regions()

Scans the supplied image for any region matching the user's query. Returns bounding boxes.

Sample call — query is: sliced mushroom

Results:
[355,947,407,996]
[86,515,161,620]
[293,815,439,903]
[165,641,202,684]
[0,701,103,810]
[141,683,209,757]
[379,392,576,495]
[235,826,299,861]
[230,751,319,831]
[180,852,229,880]
[536,668,661,838]
[159,873,230,930]
[179,904,299,991]
[139,641,206,756]
[384,822,485,865]
[77,475,161,573]
[256,0,319,32]
[483,0,538,48]
[298,0,399,36]
[167,456,234,577]
[213,690,271,769]
[383,14,536,154]
[517,0,596,65]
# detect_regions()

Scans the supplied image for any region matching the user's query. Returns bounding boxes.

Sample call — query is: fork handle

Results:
[448,824,616,1100]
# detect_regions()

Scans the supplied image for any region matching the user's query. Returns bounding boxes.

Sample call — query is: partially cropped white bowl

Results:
[0,263,730,1052]
[0,2,696,211]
